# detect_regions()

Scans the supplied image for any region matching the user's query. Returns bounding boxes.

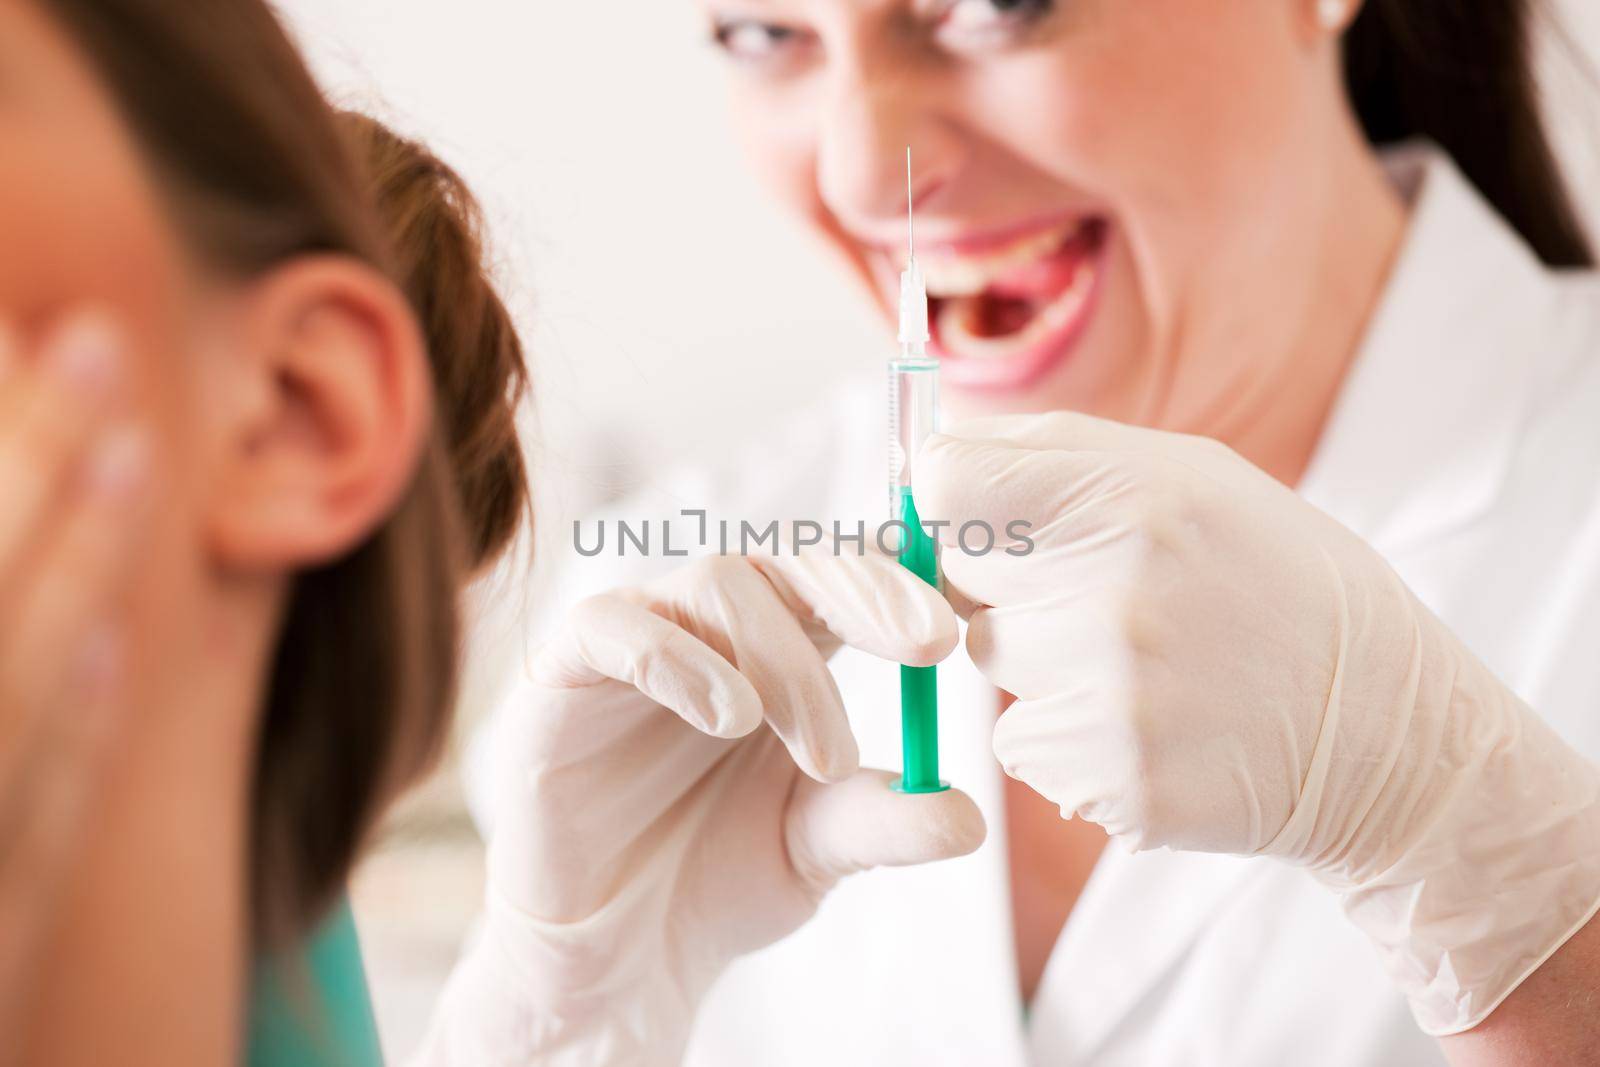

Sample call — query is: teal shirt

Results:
[247,901,384,1067]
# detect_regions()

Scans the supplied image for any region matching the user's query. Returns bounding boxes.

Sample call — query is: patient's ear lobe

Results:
[206,256,431,571]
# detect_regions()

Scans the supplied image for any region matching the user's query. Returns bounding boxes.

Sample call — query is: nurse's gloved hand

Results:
[416,553,985,1067]
[915,412,1600,1038]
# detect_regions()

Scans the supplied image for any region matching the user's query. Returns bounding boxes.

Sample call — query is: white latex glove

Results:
[914,411,1600,1036]
[416,552,986,1066]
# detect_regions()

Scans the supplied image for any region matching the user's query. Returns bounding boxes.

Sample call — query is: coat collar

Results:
[1029,846,1264,1060]
[1298,143,1560,552]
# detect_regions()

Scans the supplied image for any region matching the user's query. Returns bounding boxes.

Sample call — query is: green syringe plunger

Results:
[892,487,947,794]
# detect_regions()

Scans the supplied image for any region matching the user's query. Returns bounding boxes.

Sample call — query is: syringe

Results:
[889,148,946,795]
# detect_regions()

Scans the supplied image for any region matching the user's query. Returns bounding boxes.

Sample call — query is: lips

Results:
[882,215,1108,391]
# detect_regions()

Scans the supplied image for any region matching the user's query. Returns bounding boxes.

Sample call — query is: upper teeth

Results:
[913,221,1085,298]
[935,250,1097,361]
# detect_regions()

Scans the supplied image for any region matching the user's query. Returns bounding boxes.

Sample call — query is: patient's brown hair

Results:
[41,0,530,949]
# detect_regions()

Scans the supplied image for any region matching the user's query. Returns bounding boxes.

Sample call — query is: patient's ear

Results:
[207,256,431,571]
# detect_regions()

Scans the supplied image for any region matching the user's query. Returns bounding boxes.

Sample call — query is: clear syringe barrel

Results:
[888,352,940,515]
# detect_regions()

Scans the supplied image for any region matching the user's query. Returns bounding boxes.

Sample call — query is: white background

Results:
[269,1,1600,1058]
[278,0,887,544]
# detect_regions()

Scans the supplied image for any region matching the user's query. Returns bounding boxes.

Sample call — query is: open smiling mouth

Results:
[913,216,1108,390]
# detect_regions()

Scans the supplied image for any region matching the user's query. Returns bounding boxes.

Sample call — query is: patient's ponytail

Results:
[337,113,531,571]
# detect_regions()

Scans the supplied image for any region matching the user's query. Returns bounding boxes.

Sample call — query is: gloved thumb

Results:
[913,430,1096,552]
[783,769,986,894]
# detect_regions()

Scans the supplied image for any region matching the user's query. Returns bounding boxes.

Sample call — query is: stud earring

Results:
[1316,0,1347,30]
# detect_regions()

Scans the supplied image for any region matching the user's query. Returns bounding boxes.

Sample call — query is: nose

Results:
[815,61,961,242]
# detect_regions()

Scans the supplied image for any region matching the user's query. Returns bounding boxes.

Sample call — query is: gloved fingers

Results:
[992,692,1145,842]
[938,410,1165,455]
[940,411,1245,474]
[663,556,860,783]
[942,579,981,622]
[751,551,957,668]
[851,535,985,622]
[914,430,1127,550]
[917,431,1161,609]
[532,592,766,740]
[914,431,1082,549]
[939,513,1133,618]
[965,597,1134,700]
[784,768,986,896]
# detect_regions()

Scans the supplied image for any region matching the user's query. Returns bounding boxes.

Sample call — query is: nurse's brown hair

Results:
[1347,0,1595,267]
[39,0,531,948]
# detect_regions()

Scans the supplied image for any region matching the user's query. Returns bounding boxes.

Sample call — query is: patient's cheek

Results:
[0,13,190,373]
[0,129,214,693]
[0,163,183,349]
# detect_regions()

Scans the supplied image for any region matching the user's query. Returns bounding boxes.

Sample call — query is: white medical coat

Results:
[470,145,1600,1065]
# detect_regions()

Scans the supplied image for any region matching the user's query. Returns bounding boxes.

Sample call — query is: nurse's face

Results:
[700,0,1357,426]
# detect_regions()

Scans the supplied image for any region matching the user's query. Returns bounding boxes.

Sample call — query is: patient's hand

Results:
[0,312,149,1062]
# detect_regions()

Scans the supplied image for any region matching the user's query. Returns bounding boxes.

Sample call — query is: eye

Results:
[935,0,1055,49]
[710,18,819,72]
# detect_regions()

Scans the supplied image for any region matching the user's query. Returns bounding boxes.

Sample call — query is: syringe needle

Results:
[905,146,915,263]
